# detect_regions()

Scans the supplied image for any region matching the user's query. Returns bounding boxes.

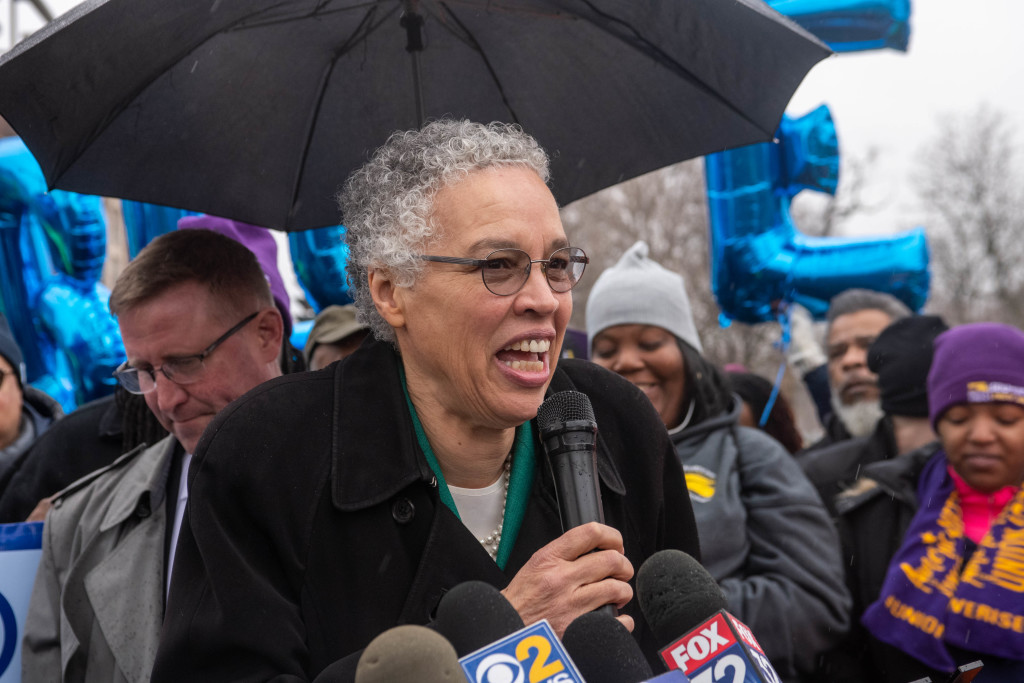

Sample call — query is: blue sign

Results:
[459,620,584,683]
[0,522,44,683]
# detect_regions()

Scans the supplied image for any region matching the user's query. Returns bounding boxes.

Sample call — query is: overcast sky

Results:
[787,0,1024,236]
[8,0,1024,240]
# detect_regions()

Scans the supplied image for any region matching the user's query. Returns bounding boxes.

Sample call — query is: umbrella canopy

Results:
[0,0,829,231]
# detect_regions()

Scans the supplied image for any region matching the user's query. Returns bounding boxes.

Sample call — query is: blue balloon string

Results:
[760,304,792,428]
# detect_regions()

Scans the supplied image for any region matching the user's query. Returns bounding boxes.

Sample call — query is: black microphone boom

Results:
[537,390,604,529]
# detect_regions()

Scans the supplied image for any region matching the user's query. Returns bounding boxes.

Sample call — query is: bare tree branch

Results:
[913,105,1024,326]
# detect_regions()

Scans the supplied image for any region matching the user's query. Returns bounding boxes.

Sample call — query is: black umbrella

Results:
[0,0,829,231]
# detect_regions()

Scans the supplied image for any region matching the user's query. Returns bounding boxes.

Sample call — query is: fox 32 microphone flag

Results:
[659,610,780,683]
[0,522,43,683]
[459,619,585,683]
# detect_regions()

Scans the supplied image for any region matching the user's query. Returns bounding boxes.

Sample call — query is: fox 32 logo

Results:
[460,621,584,683]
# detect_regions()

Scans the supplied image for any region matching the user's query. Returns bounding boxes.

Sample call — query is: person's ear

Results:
[254,307,285,361]
[369,268,406,330]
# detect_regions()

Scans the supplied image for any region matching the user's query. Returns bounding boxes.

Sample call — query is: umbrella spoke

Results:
[573,0,773,136]
[435,2,520,124]
[225,0,382,30]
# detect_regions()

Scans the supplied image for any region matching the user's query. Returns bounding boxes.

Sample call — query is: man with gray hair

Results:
[799,288,912,456]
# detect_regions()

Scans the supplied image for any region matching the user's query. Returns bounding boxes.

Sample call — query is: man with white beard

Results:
[799,289,911,456]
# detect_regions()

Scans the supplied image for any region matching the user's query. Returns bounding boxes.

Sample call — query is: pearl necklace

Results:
[480,454,512,560]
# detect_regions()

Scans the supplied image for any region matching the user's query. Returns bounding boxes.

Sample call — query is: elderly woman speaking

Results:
[153,120,700,681]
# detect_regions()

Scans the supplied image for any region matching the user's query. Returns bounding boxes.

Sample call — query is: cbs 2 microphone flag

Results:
[0,522,43,683]
[459,619,585,683]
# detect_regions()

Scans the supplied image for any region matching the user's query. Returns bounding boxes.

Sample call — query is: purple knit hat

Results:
[927,322,1024,429]
[177,215,292,336]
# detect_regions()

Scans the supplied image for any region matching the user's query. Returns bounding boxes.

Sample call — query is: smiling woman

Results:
[585,240,851,680]
[151,120,701,682]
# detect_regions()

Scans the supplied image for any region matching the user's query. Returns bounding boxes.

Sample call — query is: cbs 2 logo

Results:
[475,635,572,683]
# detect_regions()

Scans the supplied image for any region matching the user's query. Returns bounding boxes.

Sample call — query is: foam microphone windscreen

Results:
[637,549,729,647]
[431,580,525,656]
[354,625,462,683]
[561,611,654,683]
[536,389,596,430]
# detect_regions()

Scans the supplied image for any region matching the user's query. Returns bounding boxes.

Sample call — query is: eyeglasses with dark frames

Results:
[419,246,589,296]
[112,312,259,395]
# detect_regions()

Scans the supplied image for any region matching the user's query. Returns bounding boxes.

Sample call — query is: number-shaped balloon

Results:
[706,0,928,324]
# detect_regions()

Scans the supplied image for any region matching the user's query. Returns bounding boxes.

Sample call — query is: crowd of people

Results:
[1,119,1022,682]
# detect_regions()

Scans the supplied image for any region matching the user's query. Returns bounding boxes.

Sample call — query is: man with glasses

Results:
[0,214,298,525]
[22,228,284,682]
[0,312,63,486]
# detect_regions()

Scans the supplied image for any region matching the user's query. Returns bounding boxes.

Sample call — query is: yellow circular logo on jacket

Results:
[683,465,716,502]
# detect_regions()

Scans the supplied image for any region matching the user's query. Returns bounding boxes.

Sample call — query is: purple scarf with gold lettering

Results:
[861,452,1024,670]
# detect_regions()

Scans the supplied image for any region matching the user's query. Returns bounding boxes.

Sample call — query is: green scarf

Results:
[399,367,535,569]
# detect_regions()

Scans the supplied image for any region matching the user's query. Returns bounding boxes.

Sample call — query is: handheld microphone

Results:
[560,611,655,683]
[537,390,604,529]
[432,580,525,656]
[537,391,616,619]
[354,625,462,683]
[638,550,782,683]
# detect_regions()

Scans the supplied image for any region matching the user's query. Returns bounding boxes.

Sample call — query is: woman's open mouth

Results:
[497,338,550,373]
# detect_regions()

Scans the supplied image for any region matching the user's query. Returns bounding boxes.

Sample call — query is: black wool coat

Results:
[153,338,700,682]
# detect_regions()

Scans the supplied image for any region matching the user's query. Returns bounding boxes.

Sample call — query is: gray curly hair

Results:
[338,119,550,344]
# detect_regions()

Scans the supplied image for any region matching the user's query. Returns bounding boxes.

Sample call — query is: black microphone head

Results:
[561,612,654,683]
[637,549,729,647]
[537,390,595,433]
[355,625,462,683]
[432,580,525,656]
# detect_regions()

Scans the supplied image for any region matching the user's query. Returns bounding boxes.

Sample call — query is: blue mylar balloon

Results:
[121,200,199,257]
[705,105,930,324]
[288,225,353,312]
[767,0,910,53]
[0,165,45,382]
[0,137,124,410]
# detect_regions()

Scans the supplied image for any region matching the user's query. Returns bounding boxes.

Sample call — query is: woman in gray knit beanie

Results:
[586,241,851,682]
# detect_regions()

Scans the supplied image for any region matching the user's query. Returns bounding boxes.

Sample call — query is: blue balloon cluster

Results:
[706,0,928,325]
[0,138,124,410]
[705,106,929,324]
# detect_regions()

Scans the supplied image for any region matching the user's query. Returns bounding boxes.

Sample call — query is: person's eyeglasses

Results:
[112,312,259,395]
[419,246,589,296]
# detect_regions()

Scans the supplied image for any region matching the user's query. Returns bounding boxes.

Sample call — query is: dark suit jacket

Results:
[153,338,700,682]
